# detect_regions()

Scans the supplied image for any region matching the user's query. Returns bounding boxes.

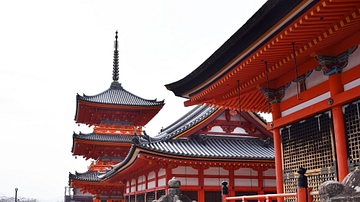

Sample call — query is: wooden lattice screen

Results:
[281,110,336,202]
[344,99,360,171]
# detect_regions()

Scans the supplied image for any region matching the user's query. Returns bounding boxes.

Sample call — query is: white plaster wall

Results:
[282,44,360,103]
[158,168,166,176]
[234,168,258,176]
[172,166,198,175]
[204,178,229,186]
[138,183,145,191]
[148,181,156,189]
[158,178,166,186]
[344,45,360,72]
[234,178,258,187]
[204,167,229,175]
[138,175,145,183]
[263,179,277,187]
[177,177,199,186]
[263,168,276,176]
[148,171,156,180]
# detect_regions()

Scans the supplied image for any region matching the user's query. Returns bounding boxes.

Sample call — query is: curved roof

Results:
[73,132,134,143]
[165,0,303,98]
[140,135,274,160]
[69,171,101,182]
[101,135,273,181]
[165,0,360,113]
[77,81,164,107]
[154,105,219,140]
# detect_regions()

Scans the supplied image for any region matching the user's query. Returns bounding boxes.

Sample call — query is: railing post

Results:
[222,181,228,202]
[297,167,309,202]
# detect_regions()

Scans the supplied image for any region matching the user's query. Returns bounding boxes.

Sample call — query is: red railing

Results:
[224,192,296,202]
[222,189,316,202]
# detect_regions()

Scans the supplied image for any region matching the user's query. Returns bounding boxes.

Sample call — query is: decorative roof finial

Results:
[112,30,119,82]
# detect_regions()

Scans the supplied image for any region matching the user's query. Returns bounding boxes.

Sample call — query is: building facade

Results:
[166,0,360,201]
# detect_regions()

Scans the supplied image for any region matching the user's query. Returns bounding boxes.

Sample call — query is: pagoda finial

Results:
[112,30,119,82]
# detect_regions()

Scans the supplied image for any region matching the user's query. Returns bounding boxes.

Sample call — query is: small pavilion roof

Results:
[155,105,218,140]
[140,135,274,160]
[77,81,164,107]
[154,105,271,140]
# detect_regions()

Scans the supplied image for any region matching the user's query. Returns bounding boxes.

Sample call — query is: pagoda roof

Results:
[69,170,101,182]
[73,132,134,143]
[77,81,165,107]
[75,31,164,126]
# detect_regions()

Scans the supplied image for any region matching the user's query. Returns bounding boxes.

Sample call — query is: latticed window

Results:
[156,190,165,200]
[146,191,155,202]
[344,99,360,171]
[281,110,336,202]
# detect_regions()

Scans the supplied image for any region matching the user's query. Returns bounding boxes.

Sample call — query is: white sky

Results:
[0,1,268,201]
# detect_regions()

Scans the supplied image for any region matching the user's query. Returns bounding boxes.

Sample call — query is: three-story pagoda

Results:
[70,31,164,201]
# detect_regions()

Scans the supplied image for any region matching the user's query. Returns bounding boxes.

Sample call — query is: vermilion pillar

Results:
[271,103,284,202]
[329,73,348,180]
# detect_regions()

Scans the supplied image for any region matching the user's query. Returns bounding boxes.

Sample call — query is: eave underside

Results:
[180,0,360,113]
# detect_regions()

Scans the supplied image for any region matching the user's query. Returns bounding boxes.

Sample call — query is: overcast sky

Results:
[0,1,268,201]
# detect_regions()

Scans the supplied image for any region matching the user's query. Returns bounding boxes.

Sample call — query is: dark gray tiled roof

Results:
[154,105,218,140]
[69,171,102,182]
[77,81,165,106]
[73,132,134,143]
[140,135,274,160]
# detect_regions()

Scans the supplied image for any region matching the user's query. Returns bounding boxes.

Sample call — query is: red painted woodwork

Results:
[76,100,163,127]
[72,139,131,160]
[182,0,360,113]
[329,73,349,181]
[270,103,284,202]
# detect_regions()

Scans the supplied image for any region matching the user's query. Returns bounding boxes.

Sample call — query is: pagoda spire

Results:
[112,30,119,82]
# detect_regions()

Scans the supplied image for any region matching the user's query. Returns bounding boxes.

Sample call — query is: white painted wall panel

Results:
[263,168,276,176]
[264,179,276,187]
[234,178,258,187]
[158,178,166,186]
[148,171,156,180]
[177,177,199,186]
[234,168,257,176]
[204,178,229,186]
[158,168,166,176]
[172,166,198,174]
[204,167,229,175]
[148,181,155,189]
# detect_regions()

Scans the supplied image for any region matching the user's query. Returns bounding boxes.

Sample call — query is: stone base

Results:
[330,194,360,202]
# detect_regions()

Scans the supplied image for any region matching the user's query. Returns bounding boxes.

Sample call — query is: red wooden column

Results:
[198,166,205,202]
[271,102,284,202]
[329,73,348,180]
[166,167,172,194]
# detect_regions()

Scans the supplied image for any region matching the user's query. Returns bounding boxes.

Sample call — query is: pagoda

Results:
[165,0,360,201]
[69,31,165,201]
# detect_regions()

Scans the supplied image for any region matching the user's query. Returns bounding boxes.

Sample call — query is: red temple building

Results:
[166,0,360,201]
[68,31,277,202]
